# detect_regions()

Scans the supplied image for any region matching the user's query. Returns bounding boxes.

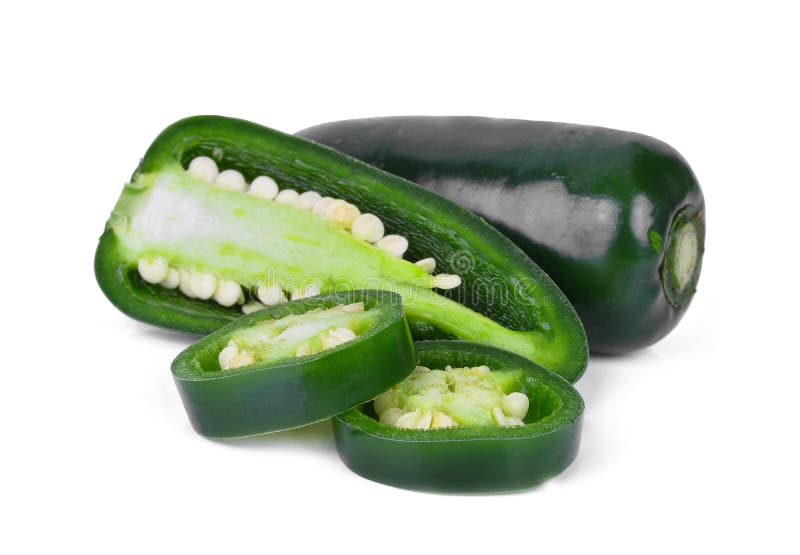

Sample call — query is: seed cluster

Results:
[218,302,366,370]
[138,257,245,306]
[188,156,430,261]
[218,341,256,370]
[373,365,530,430]
[220,333,359,371]
[137,254,328,310]
[135,157,462,313]
[295,327,357,359]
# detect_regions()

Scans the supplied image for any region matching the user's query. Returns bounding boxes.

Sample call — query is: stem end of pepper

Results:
[661,205,705,309]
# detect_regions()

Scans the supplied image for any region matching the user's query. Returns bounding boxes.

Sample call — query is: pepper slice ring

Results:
[171,290,415,438]
[333,340,584,493]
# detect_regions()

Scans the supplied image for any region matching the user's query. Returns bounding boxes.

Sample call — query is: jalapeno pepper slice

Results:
[171,290,415,438]
[333,340,584,492]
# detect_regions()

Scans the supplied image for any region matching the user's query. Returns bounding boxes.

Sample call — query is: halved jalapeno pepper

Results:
[333,340,584,492]
[95,115,587,382]
[171,290,415,438]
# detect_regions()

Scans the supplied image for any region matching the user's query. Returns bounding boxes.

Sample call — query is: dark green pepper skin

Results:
[95,116,588,382]
[333,341,584,493]
[298,117,706,354]
[172,290,415,438]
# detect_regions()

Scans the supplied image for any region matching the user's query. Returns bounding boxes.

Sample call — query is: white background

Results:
[2,1,798,553]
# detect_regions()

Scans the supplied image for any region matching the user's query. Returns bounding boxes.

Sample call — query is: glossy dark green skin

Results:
[333,341,584,493]
[95,116,588,381]
[172,290,415,438]
[298,117,706,354]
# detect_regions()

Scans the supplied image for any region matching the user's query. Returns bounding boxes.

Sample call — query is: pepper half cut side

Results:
[95,116,588,382]
[171,290,415,438]
[333,340,584,493]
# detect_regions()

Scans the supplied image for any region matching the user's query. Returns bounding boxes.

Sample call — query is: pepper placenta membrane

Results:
[95,116,587,381]
[374,365,530,429]
[171,290,415,438]
[298,116,705,354]
[333,340,584,492]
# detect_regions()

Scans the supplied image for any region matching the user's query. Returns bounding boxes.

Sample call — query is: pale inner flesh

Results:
[219,302,378,370]
[114,167,432,293]
[372,366,529,429]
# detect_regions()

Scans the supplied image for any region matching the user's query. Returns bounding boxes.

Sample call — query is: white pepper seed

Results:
[434,274,462,290]
[213,280,242,307]
[351,213,385,243]
[249,176,279,199]
[379,407,405,426]
[275,189,300,205]
[214,169,247,192]
[414,258,436,273]
[375,234,408,258]
[137,256,168,284]
[297,190,322,210]
[257,284,287,306]
[502,392,530,420]
[160,267,180,289]
[187,156,219,183]
[189,271,217,300]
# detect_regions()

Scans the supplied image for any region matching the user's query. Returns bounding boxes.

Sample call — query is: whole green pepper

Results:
[95,116,587,381]
[172,290,415,438]
[334,340,584,493]
[298,116,705,354]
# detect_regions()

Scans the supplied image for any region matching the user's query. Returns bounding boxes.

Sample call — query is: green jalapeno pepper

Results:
[171,290,415,438]
[298,116,705,354]
[95,116,587,381]
[333,340,584,493]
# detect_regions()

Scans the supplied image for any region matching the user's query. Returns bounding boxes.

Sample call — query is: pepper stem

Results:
[661,205,705,308]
